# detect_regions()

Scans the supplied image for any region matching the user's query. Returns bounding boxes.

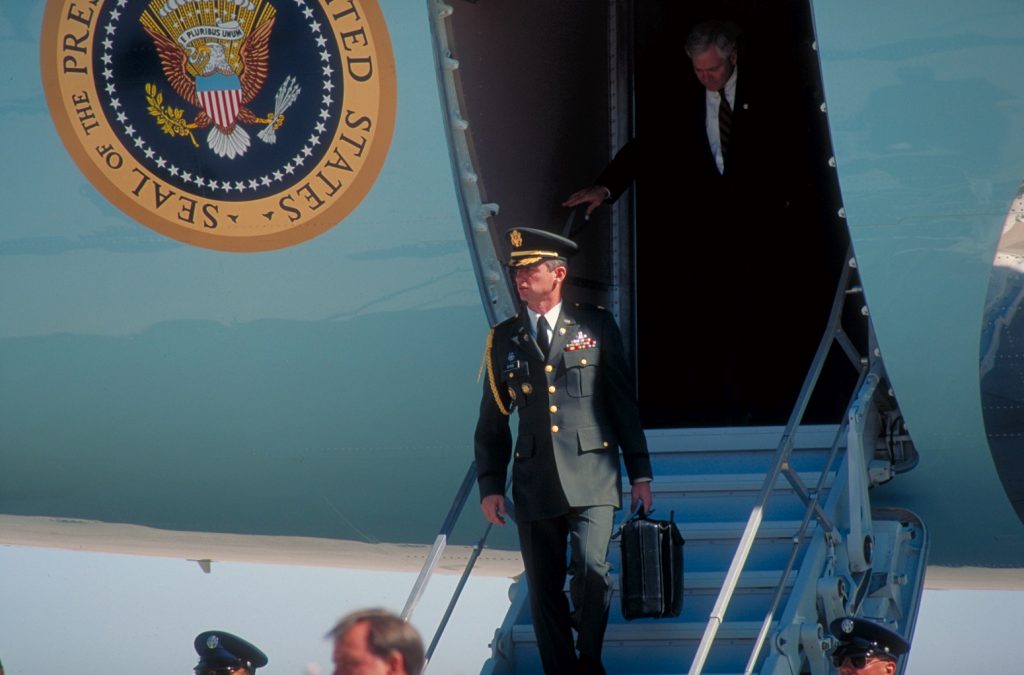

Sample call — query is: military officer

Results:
[475,227,653,675]
[829,616,910,675]
[193,631,268,675]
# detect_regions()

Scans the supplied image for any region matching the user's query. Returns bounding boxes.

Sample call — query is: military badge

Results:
[42,0,396,251]
[509,229,523,248]
[565,330,597,351]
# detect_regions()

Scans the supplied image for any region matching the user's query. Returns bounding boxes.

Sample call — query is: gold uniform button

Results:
[544,364,553,373]
[509,372,515,379]
[551,425,559,433]
[581,358,588,366]
[559,327,567,335]
[515,452,521,458]
[549,405,558,414]
[603,441,609,448]
[548,386,556,394]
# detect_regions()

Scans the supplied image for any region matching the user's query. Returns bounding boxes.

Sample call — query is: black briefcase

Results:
[618,508,685,620]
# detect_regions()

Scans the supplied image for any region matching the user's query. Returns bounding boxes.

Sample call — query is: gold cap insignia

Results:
[509,229,523,248]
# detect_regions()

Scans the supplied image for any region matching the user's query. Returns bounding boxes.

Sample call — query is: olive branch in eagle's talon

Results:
[145,83,199,148]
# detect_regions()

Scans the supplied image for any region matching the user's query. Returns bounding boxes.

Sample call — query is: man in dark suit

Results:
[475,227,653,675]
[563,20,768,214]
[563,19,818,427]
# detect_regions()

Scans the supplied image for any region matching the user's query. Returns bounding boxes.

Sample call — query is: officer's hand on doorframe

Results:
[481,494,507,526]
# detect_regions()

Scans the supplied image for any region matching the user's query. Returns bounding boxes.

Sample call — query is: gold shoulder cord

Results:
[479,328,511,416]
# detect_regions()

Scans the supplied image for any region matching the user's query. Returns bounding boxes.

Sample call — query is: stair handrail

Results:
[400,460,514,675]
[742,363,877,673]
[689,250,868,675]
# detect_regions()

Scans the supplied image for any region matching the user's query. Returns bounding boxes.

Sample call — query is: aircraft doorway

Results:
[628,1,854,428]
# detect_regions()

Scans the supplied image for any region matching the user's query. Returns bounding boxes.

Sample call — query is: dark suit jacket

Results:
[475,304,652,523]
[596,70,800,216]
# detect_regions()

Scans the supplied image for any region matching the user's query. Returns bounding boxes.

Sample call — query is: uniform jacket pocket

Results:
[577,425,616,453]
[563,348,599,398]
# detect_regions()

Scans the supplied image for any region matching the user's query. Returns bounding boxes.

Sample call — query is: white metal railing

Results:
[689,251,880,674]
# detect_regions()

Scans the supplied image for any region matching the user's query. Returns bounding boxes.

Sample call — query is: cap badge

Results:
[509,230,523,248]
[206,635,220,649]
[840,619,855,634]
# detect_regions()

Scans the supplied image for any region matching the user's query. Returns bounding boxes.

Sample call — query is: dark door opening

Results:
[629,1,856,428]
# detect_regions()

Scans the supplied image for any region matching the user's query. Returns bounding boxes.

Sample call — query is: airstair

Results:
[406,255,927,674]
[474,255,927,675]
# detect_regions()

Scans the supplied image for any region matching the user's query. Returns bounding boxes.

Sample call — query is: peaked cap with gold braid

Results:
[505,227,578,268]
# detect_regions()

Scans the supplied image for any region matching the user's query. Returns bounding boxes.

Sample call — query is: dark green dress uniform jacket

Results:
[475,304,652,523]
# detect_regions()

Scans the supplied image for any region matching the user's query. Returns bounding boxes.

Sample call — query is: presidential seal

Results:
[41,0,396,251]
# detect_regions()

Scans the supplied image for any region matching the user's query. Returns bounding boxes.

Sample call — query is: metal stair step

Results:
[512,620,766,644]
[607,569,797,592]
[620,471,835,493]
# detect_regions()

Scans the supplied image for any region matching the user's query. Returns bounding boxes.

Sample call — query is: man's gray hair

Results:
[685,20,740,60]
[542,258,568,273]
[327,608,425,674]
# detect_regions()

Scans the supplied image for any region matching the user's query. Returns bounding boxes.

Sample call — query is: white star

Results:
[323,79,334,92]
[105,82,116,95]
[101,53,112,65]
[103,68,114,80]
[195,176,206,188]
[292,154,305,166]
[233,181,244,191]
[116,112,127,123]
[110,8,121,20]
[318,108,330,120]
[284,163,295,174]
[303,6,314,18]
[308,135,321,146]
[156,157,167,168]
[220,181,233,191]
[316,35,327,48]
[309,20,321,32]
[322,93,333,105]
[261,175,272,186]
[320,50,330,63]
[182,171,193,183]
[117,0,127,6]
[272,170,284,180]
[123,124,135,135]
[144,147,155,159]
[169,165,179,176]
[105,23,117,35]
[248,179,259,189]
[302,146,313,157]
[133,137,145,148]
[314,122,326,134]
[110,98,122,109]
[322,64,333,76]
[103,38,113,50]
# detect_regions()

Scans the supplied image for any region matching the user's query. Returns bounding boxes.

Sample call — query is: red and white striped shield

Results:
[196,73,243,128]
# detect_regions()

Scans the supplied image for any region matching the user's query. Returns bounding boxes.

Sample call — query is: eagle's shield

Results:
[196,73,243,129]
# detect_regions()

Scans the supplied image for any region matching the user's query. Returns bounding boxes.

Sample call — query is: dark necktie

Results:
[536,315,550,358]
[718,88,732,165]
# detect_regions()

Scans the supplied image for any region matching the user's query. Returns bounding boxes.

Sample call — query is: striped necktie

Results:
[718,88,732,166]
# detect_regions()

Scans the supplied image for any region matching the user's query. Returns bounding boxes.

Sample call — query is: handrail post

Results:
[401,462,478,621]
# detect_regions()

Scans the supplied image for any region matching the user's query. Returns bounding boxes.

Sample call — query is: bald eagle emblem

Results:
[140,0,300,159]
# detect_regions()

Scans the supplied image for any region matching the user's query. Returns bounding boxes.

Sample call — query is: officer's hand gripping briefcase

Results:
[618,508,685,620]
